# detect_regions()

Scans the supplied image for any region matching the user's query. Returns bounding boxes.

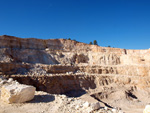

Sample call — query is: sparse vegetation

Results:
[89,42,93,45]
[89,40,98,45]
[93,40,98,45]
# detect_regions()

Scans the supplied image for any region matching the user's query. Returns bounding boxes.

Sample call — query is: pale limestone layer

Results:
[1,84,35,103]
[0,35,149,65]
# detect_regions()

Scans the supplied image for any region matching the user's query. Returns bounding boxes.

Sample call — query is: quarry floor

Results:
[0,90,146,113]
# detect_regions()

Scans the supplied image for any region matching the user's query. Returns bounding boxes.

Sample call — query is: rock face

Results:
[0,35,150,112]
[0,35,150,66]
[1,84,35,103]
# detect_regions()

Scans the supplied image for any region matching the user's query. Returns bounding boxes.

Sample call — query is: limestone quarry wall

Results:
[1,35,150,113]
[1,62,150,78]
[0,34,150,104]
[0,63,31,75]
[79,65,150,76]
[9,73,150,94]
[10,74,96,94]
[0,35,150,66]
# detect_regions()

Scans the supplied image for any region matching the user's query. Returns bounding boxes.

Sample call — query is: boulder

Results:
[112,108,117,113]
[1,84,35,103]
[83,101,90,108]
[90,102,100,111]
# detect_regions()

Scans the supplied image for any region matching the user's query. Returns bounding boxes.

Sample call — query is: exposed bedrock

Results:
[1,35,150,111]
[1,35,150,65]
[79,65,150,76]
[0,63,31,75]
[1,63,150,77]
[10,74,97,94]
[0,48,58,64]
[9,73,150,95]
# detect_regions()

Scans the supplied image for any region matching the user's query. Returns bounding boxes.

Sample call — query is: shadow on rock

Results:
[64,89,87,97]
[29,94,55,103]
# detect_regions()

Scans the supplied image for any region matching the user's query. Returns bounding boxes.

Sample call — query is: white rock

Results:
[86,107,93,113]
[45,48,49,51]
[112,108,117,113]
[83,101,90,108]
[0,80,7,85]
[75,105,80,109]
[61,95,67,99]
[104,106,108,110]
[118,110,125,113]
[7,78,13,83]
[143,105,150,113]
[1,84,35,103]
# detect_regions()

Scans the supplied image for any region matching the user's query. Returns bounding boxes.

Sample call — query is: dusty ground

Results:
[0,89,146,113]
[0,91,101,113]
[0,76,148,113]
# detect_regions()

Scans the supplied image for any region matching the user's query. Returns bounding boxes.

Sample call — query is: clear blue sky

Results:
[0,0,150,49]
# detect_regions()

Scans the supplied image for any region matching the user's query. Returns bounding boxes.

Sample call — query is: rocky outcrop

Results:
[10,74,96,94]
[8,72,150,94]
[0,63,31,75]
[88,53,121,65]
[44,65,79,74]
[79,65,150,77]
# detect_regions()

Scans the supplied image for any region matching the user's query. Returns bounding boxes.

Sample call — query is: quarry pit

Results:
[0,35,150,113]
